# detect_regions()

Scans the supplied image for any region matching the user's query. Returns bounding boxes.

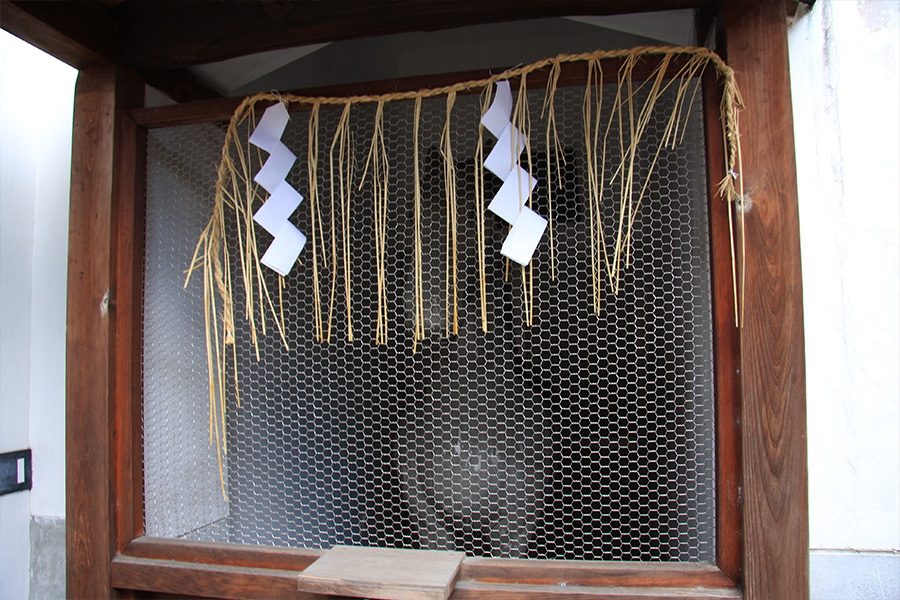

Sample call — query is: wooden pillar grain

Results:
[722,1,810,598]
[66,66,143,599]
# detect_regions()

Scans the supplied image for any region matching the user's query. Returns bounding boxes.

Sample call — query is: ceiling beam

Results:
[109,0,717,70]
[0,0,117,69]
[0,0,222,102]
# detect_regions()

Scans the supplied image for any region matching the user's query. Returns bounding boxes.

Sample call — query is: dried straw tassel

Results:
[361,100,390,344]
[412,95,426,351]
[475,84,493,333]
[583,58,604,313]
[308,102,325,342]
[377,104,390,344]
[542,60,564,281]
[512,73,536,325]
[329,102,355,341]
[441,91,459,336]
[333,103,355,341]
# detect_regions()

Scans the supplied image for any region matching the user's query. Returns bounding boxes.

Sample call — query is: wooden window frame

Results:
[64,1,808,599]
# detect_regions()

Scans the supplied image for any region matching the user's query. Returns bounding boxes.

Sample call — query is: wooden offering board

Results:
[297,545,465,600]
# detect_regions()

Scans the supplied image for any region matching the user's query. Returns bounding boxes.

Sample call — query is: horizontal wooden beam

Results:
[453,582,741,599]
[109,0,716,70]
[124,537,323,572]
[112,554,318,600]
[120,537,737,598]
[462,557,736,589]
[112,553,742,600]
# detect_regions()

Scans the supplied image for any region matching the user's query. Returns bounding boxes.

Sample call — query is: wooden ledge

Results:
[297,546,465,600]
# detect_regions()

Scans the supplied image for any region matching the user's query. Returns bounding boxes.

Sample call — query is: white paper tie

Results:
[501,207,547,265]
[487,165,536,225]
[480,81,547,265]
[250,102,306,275]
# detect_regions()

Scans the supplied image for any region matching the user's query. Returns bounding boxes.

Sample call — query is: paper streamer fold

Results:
[480,81,546,266]
[250,102,306,275]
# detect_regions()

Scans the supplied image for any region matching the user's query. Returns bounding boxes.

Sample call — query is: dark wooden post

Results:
[722,1,810,598]
[66,66,143,599]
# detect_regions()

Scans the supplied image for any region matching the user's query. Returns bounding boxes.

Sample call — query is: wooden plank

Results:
[124,536,324,572]
[701,71,743,585]
[112,554,329,600]
[297,546,464,600]
[109,0,716,70]
[66,66,141,599]
[462,558,735,589]
[721,1,809,599]
[453,582,742,599]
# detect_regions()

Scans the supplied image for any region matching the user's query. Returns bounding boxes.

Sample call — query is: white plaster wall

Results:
[0,29,76,599]
[788,0,900,553]
[23,39,76,522]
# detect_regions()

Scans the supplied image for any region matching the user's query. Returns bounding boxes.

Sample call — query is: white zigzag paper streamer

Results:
[481,81,547,266]
[249,102,307,276]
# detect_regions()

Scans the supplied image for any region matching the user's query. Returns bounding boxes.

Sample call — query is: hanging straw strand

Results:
[441,90,459,336]
[412,95,425,351]
[542,60,564,281]
[476,84,493,333]
[308,102,324,342]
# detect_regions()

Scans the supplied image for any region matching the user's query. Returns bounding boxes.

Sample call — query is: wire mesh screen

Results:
[143,80,715,561]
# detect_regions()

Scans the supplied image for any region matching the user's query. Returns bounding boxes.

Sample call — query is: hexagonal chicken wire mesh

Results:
[142,80,715,561]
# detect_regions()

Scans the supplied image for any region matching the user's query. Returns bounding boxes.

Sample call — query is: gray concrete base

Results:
[811,550,900,600]
[29,516,65,600]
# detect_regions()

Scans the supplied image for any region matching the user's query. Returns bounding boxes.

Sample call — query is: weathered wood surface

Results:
[125,536,324,572]
[113,102,147,553]
[722,0,809,598]
[297,546,464,600]
[123,537,735,593]
[702,70,743,585]
[66,66,142,599]
[114,553,742,600]
[462,558,735,589]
